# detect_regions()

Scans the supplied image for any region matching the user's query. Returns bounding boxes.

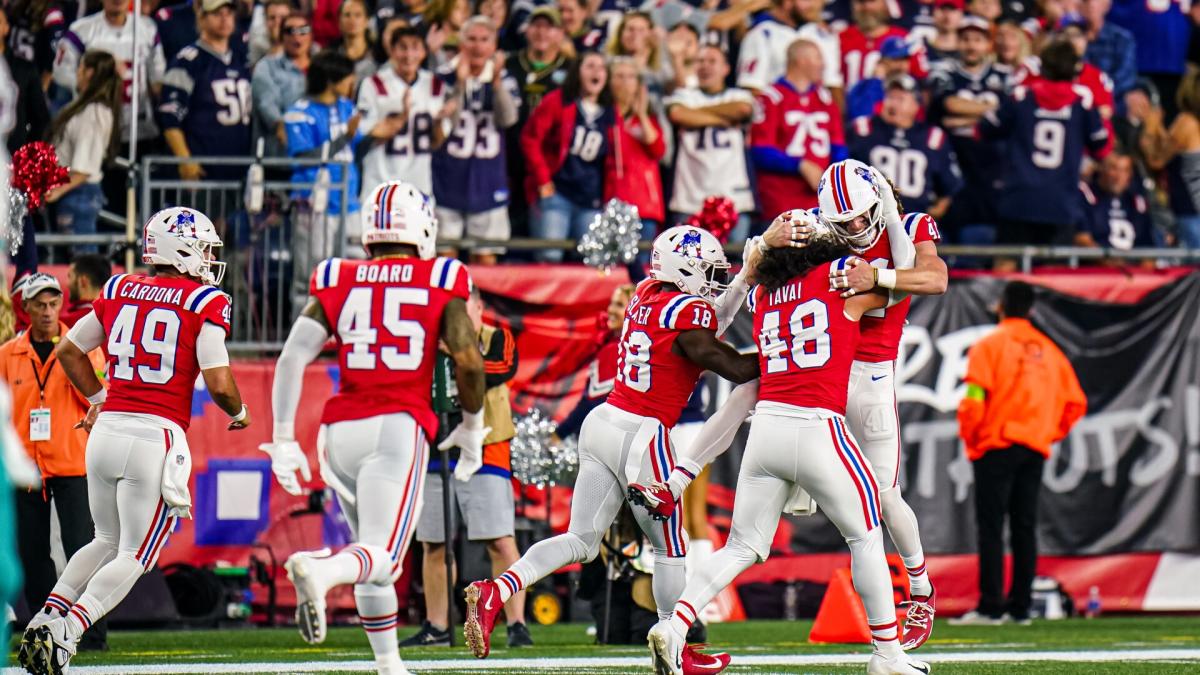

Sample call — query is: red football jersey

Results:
[839,25,910,90]
[311,256,471,440]
[752,81,845,220]
[606,279,715,427]
[855,212,941,363]
[751,261,862,415]
[91,273,232,430]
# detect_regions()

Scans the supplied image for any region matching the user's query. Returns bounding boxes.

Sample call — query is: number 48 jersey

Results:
[92,273,232,431]
[311,257,471,440]
[606,279,716,428]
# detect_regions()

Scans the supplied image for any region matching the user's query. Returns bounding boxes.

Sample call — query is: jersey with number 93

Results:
[752,261,861,414]
[311,256,471,440]
[92,273,232,430]
[606,279,716,427]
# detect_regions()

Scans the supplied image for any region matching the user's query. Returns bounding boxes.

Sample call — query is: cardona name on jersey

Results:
[104,273,226,314]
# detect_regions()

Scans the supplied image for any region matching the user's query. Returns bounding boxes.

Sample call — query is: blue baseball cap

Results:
[880,36,912,60]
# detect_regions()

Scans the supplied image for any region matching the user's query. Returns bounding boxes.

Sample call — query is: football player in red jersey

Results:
[21,207,249,675]
[463,226,757,672]
[649,217,931,675]
[259,181,485,675]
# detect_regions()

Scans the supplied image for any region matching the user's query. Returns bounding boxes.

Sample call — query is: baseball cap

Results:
[879,36,912,60]
[958,14,992,35]
[19,273,62,301]
[528,6,562,27]
[934,0,965,10]
[201,0,234,12]
[886,73,919,93]
[1056,12,1087,31]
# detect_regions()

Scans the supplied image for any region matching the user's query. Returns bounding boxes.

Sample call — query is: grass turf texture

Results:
[7,616,1199,673]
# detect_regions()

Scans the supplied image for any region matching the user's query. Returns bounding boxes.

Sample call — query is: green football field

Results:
[8,615,1200,674]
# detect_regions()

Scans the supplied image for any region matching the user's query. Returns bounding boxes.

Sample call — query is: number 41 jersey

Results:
[92,273,232,430]
[310,257,472,440]
[606,279,716,427]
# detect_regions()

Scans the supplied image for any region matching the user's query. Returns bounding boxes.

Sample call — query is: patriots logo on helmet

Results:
[818,176,827,193]
[167,211,198,238]
[855,166,875,184]
[673,230,705,258]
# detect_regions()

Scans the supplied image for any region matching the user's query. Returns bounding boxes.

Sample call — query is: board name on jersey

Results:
[119,283,185,306]
[765,281,803,307]
[355,263,415,284]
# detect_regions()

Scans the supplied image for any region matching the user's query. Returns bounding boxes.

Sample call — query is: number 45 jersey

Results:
[606,279,716,428]
[92,273,232,430]
[311,257,472,440]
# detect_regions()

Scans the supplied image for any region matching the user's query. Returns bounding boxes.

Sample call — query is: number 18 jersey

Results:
[310,257,472,440]
[606,279,715,427]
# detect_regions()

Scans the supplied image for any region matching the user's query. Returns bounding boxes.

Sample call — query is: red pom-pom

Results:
[688,196,738,244]
[12,142,70,210]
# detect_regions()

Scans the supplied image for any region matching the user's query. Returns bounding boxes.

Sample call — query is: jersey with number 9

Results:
[752,260,861,414]
[311,256,472,440]
[92,273,232,430]
[606,279,716,427]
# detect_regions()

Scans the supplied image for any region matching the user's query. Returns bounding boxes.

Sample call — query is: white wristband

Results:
[876,268,898,289]
[462,408,485,430]
[86,389,107,405]
[229,405,248,423]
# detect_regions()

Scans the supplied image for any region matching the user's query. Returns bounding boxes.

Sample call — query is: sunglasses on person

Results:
[284,24,312,36]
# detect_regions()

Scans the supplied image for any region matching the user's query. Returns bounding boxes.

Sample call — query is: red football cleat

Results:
[901,586,937,651]
[683,644,731,674]
[627,482,677,521]
[464,580,503,659]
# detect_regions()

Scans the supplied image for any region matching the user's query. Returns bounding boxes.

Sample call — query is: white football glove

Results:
[870,166,902,229]
[258,441,312,496]
[438,410,491,482]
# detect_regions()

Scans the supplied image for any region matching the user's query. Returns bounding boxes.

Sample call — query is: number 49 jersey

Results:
[92,273,232,431]
[606,279,715,428]
[311,256,471,440]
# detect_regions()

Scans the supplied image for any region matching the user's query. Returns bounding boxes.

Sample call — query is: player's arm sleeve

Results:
[157,62,193,130]
[712,270,753,338]
[271,315,330,442]
[52,30,83,90]
[200,293,233,335]
[735,29,768,91]
[676,379,759,477]
[196,322,231,369]
[482,326,518,388]
[65,311,106,353]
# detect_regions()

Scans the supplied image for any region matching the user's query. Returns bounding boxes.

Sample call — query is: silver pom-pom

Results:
[510,409,580,488]
[6,189,27,256]
[548,435,579,486]
[577,199,641,270]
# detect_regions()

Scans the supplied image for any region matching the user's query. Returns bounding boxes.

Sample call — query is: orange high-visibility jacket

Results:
[0,324,106,479]
[957,318,1087,461]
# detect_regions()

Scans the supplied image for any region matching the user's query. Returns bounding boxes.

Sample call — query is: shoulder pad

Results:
[430,257,468,292]
[183,284,226,313]
[313,258,344,291]
[102,273,130,300]
[659,294,705,330]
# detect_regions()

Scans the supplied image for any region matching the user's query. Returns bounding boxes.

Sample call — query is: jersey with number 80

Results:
[311,256,471,440]
[752,261,861,415]
[606,279,715,427]
[92,273,232,430]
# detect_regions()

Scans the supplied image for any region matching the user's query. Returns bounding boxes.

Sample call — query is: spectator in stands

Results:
[62,254,111,327]
[665,22,700,92]
[979,39,1110,255]
[839,0,908,91]
[506,7,570,238]
[608,12,671,99]
[330,0,377,81]
[849,74,963,219]
[0,273,109,652]
[665,45,755,240]
[1106,0,1190,119]
[924,0,963,70]
[1078,150,1158,255]
[558,0,607,56]
[403,287,531,649]
[1161,67,1200,248]
[1113,79,1176,242]
[1080,0,1135,107]
[423,0,471,67]
[45,50,120,255]
[432,16,518,264]
[248,0,291,65]
[253,11,312,158]
[1050,14,1114,121]
[608,57,666,243]
[522,52,613,262]
[311,0,343,45]
[736,0,804,95]
[993,14,1033,71]
[4,0,73,93]
[159,0,252,182]
[955,281,1085,626]
[357,26,448,200]
[751,39,845,222]
[0,8,50,152]
[794,0,843,99]
[845,35,913,119]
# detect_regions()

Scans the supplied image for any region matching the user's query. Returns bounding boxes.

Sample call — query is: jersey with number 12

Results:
[310,257,471,440]
[606,279,715,427]
[91,274,232,430]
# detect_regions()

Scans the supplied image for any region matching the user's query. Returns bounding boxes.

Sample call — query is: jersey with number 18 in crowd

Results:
[92,273,231,430]
[309,256,471,440]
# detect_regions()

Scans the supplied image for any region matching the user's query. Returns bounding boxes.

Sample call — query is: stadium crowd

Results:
[4,0,1200,263]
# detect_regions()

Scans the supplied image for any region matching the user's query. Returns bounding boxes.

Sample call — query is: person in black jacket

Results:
[0,7,50,152]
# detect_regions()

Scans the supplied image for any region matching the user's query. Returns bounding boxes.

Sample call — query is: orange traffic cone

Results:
[808,568,872,644]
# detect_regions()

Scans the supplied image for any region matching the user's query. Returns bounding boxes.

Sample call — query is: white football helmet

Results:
[142,207,225,285]
[650,226,730,301]
[360,181,437,259]
[817,159,885,252]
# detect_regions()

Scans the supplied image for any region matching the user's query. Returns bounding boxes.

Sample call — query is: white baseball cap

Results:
[18,272,63,301]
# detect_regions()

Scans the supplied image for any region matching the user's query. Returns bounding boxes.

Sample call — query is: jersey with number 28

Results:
[606,279,715,427]
[310,256,471,440]
[92,273,232,430]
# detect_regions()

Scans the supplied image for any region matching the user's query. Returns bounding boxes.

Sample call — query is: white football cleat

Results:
[648,620,684,675]
[30,618,77,675]
[18,610,58,671]
[375,654,414,675]
[285,553,328,644]
[867,651,931,675]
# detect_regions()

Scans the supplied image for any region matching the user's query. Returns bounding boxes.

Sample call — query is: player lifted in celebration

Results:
[463,227,759,672]
[20,208,248,675]
[261,181,486,675]
[648,215,930,675]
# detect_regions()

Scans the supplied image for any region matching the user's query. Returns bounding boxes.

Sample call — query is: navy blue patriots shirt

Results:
[555,104,615,209]
[979,81,1111,227]
[848,116,963,215]
[155,1,249,62]
[158,41,252,180]
[1079,178,1156,249]
[432,67,521,213]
